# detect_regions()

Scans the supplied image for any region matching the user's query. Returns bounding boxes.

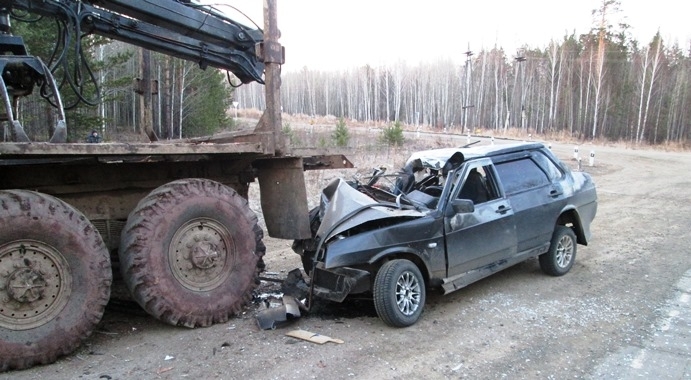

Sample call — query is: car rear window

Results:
[495,158,550,194]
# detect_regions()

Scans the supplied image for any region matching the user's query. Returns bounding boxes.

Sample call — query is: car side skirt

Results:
[441,243,550,294]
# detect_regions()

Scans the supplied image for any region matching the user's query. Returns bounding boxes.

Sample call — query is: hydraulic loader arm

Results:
[0,0,265,84]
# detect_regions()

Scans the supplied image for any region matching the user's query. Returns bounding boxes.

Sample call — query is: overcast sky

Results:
[204,0,690,72]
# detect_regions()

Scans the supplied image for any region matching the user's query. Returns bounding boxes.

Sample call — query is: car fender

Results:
[367,246,433,280]
[557,204,589,245]
[367,245,423,266]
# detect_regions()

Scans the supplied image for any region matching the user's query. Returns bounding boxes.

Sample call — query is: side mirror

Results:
[445,199,474,217]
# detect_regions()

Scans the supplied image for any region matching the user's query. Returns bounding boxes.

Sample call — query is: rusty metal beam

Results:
[255,157,311,239]
[0,141,265,158]
[301,154,354,171]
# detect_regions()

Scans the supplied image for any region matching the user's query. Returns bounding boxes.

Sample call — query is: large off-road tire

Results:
[539,225,577,276]
[373,259,426,327]
[119,179,265,328]
[0,190,111,371]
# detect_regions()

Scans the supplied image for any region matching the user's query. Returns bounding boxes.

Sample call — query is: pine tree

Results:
[180,67,233,137]
[332,117,350,147]
[381,121,405,146]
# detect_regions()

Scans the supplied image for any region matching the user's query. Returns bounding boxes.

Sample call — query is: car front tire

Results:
[373,259,426,327]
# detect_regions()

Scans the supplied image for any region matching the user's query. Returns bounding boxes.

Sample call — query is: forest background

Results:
[9,0,691,147]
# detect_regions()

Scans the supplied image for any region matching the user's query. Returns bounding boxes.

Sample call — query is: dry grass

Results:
[237,108,689,152]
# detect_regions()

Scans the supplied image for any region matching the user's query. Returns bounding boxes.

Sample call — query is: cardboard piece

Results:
[285,329,344,344]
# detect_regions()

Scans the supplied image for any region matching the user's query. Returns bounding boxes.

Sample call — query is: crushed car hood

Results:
[316,178,426,241]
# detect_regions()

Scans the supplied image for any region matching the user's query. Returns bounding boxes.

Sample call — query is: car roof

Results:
[406,142,545,170]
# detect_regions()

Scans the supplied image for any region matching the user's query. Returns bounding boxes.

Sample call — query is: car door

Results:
[493,151,565,253]
[443,159,518,276]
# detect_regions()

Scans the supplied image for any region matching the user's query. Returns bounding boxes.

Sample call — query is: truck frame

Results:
[0,0,349,371]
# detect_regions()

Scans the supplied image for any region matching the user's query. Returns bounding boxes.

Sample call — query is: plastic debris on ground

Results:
[255,269,310,330]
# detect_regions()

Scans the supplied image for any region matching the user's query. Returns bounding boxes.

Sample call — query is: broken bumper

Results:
[311,265,370,303]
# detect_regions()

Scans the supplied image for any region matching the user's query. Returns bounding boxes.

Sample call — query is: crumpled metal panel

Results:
[311,265,370,302]
[315,178,425,241]
[405,148,463,170]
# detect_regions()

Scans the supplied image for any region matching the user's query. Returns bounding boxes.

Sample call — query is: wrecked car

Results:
[293,142,597,327]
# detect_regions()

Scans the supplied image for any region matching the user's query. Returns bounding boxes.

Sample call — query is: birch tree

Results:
[637,32,664,143]
[547,40,563,131]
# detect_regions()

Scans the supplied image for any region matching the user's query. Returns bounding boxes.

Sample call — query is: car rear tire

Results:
[119,179,265,328]
[373,259,425,327]
[539,225,577,276]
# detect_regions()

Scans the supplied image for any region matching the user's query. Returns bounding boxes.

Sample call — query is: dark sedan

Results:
[293,142,597,327]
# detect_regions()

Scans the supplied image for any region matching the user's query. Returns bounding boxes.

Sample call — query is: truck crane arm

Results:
[0,0,269,142]
[0,0,265,84]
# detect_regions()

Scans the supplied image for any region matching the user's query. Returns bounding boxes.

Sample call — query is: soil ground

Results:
[4,137,691,380]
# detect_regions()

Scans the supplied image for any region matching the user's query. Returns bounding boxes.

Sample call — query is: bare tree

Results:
[547,40,564,131]
[637,32,664,143]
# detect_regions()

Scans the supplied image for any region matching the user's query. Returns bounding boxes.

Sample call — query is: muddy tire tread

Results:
[119,179,264,328]
[0,190,111,372]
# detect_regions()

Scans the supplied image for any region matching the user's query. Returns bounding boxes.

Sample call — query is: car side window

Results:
[456,165,498,204]
[495,158,550,195]
[532,151,563,180]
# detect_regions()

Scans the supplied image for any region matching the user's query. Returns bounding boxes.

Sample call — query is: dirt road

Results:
[5,140,691,379]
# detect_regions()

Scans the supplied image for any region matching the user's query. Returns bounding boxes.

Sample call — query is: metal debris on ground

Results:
[255,269,311,330]
[255,295,306,330]
[280,268,310,299]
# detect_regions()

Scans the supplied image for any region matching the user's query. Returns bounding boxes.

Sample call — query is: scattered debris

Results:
[164,355,174,361]
[281,268,310,299]
[156,367,174,375]
[255,295,305,330]
[94,330,119,336]
[255,269,311,330]
[285,330,344,344]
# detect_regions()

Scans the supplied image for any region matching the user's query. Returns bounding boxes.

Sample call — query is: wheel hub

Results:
[396,272,420,316]
[556,236,574,268]
[0,240,72,330]
[190,241,220,269]
[170,218,236,292]
[7,268,47,303]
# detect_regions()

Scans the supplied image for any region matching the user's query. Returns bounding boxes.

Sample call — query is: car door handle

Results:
[549,189,563,197]
[495,205,511,214]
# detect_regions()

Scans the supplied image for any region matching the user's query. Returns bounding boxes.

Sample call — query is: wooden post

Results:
[256,0,285,154]
[139,48,158,141]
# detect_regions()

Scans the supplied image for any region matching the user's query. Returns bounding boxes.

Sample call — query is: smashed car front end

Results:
[300,178,442,303]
